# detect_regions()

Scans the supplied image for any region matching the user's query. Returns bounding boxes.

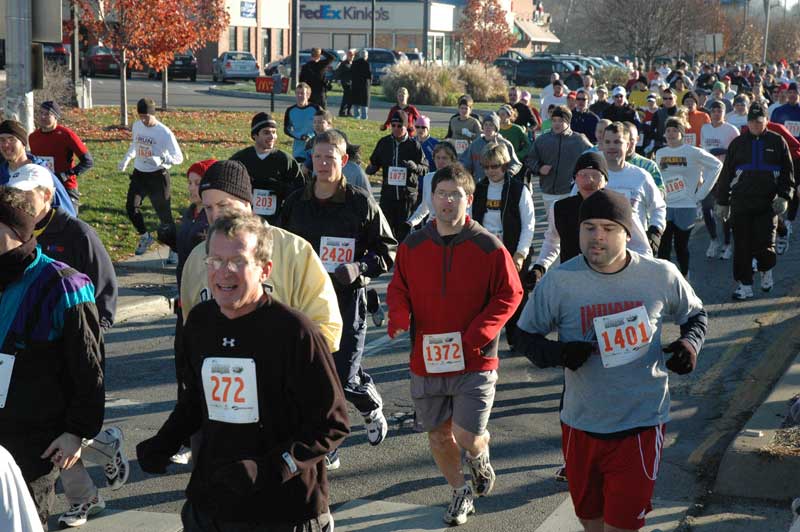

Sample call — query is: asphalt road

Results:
[48,184,800,530]
[89,75,458,128]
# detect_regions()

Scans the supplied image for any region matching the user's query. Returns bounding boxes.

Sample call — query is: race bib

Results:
[388,166,407,186]
[664,175,691,203]
[684,133,696,146]
[201,357,259,424]
[785,121,800,138]
[422,332,465,374]
[39,156,55,172]
[454,139,470,154]
[460,128,473,139]
[319,236,355,273]
[0,354,14,409]
[252,189,277,216]
[594,306,653,368]
[137,145,153,158]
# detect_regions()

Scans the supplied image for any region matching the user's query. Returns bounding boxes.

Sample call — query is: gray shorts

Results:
[410,370,498,435]
[666,206,697,231]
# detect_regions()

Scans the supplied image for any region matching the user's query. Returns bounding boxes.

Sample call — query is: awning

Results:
[514,18,560,44]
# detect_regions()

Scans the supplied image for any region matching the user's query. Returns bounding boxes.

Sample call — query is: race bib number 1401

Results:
[593,306,653,368]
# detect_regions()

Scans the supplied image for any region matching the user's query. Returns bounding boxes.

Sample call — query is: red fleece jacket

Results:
[387,217,523,377]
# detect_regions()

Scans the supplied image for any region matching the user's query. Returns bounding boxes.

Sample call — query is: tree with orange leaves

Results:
[457,0,516,64]
[74,0,229,125]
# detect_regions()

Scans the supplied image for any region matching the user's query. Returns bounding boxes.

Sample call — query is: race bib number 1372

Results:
[201,357,259,424]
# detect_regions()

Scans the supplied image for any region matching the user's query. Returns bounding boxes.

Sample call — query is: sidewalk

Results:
[114,244,177,324]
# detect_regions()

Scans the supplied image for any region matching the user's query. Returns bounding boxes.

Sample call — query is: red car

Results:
[81,45,131,78]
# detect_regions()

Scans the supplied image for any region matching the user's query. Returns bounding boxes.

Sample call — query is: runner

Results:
[415,115,439,168]
[283,83,321,163]
[0,445,43,532]
[387,163,523,526]
[770,81,800,251]
[0,119,76,217]
[118,98,183,256]
[541,80,568,115]
[460,112,522,182]
[179,160,342,352]
[137,212,348,532]
[655,117,722,279]
[701,101,740,259]
[366,110,427,242]
[625,123,665,192]
[516,188,708,532]
[0,186,105,529]
[407,141,459,229]
[445,95,482,153]
[715,102,795,300]
[231,112,305,225]
[28,101,93,213]
[571,90,600,144]
[526,106,592,213]
[508,86,539,133]
[279,130,397,467]
[336,49,355,117]
[299,47,336,109]
[381,87,421,137]
[726,95,750,130]
[497,105,531,164]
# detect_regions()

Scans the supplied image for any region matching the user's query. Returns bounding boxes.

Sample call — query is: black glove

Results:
[646,226,662,255]
[521,263,546,291]
[333,262,364,285]
[58,172,71,184]
[663,339,697,375]
[136,437,172,474]
[402,160,419,174]
[365,164,378,175]
[210,459,275,495]
[562,341,593,371]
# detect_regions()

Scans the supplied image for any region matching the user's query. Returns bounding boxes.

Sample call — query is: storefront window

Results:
[229,27,237,51]
[243,28,251,53]
[276,30,285,57]
[263,29,271,62]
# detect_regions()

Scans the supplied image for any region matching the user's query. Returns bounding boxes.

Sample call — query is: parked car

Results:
[148,52,198,81]
[265,49,343,83]
[81,45,131,78]
[364,48,401,85]
[406,51,424,64]
[514,58,574,88]
[493,57,518,83]
[500,50,531,62]
[212,51,259,82]
[43,42,70,68]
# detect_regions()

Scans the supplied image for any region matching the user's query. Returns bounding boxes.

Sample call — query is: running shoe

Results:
[170,445,192,465]
[732,283,754,300]
[761,269,774,292]
[102,427,129,490]
[325,449,341,470]
[465,447,496,497]
[364,409,388,446]
[443,485,475,526]
[166,250,179,264]
[554,465,567,482]
[720,245,732,260]
[366,289,385,327]
[777,235,789,255]
[705,239,720,258]
[58,494,106,528]
[135,232,154,255]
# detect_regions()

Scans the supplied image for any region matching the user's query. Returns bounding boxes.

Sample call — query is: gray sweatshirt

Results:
[459,135,522,182]
[526,128,592,195]
[517,251,705,434]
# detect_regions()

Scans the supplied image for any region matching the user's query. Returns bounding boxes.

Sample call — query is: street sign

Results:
[0,0,62,41]
[256,76,290,94]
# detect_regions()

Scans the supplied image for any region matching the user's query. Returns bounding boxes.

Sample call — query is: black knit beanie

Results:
[200,160,253,204]
[579,189,633,235]
[574,151,608,181]
[137,98,156,115]
[40,101,62,119]
[250,112,277,137]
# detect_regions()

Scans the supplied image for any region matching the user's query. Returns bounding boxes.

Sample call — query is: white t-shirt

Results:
[726,113,748,131]
[541,94,568,114]
[121,119,184,173]
[606,164,666,232]
[656,144,723,208]
[701,122,740,153]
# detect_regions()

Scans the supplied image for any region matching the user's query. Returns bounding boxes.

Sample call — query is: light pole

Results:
[371,0,376,47]
[762,0,770,63]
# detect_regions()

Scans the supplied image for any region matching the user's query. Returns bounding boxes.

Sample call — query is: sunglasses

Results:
[390,123,404,128]
[613,95,624,99]
[663,96,674,100]
[576,98,587,101]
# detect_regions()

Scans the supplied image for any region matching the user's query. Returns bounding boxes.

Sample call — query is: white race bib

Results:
[664,175,691,203]
[785,120,800,138]
[252,189,277,216]
[593,306,653,368]
[683,133,696,146]
[39,156,55,172]
[388,166,407,186]
[454,139,470,154]
[0,354,15,409]
[137,144,153,158]
[202,357,259,424]
[422,332,465,373]
[319,236,355,273]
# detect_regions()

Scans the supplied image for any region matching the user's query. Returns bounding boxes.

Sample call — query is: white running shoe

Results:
[761,269,774,292]
[135,232,154,255]
[720,245,732,260]
[465,448,496,497]
[443,485,475,526]
[787,220,793,237]
[325,449,341,470]
[58,494,106,527]
[364,409,388,446]
[706,240,721,258]
[777,235,789,255]
[102,427,129,490]
[170,445,192,465]
[732,283,754,300]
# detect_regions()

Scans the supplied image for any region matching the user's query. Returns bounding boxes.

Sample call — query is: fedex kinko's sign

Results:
[300,3,390,21]
[298,2,431,28]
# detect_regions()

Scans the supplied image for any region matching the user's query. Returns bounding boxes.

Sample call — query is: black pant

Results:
[379,195,414,243]
[339,84,352,115]
[310,90,327,111]
[66,186,81,215]
[126,168,175,235]
[731,211,777,285]
[182,501,332,532]
[658,221,693,276]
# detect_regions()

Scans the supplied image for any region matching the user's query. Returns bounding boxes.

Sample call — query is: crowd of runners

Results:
[0,53,798,531]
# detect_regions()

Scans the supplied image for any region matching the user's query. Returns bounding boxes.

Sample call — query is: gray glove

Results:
[772,197,788,215]
[333,262,365,285]
[714,204,730,222]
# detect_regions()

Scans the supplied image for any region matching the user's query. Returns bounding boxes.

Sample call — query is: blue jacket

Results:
[0,154,77,216]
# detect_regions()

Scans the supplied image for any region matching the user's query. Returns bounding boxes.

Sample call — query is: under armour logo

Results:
[222,338,236,347]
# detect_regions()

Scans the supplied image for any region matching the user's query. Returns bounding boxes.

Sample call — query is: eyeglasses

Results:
[204,256,254,272]
[390,123,404,128]
[576,98,587,101]
[663,96,674,100]
[435,190,465,201]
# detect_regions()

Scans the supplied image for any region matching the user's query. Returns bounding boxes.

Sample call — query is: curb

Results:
[714,351,800,501]
[115,293,173,324]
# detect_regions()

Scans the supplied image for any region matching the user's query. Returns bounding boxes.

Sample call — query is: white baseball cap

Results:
[8,163,55,192]
[611,86,626,97]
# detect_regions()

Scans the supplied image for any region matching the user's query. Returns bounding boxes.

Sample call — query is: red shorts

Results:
[561,422,665,530]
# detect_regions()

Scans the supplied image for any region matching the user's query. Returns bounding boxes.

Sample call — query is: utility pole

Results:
[6,0,34,132]
[422,0,429,62]
[72,2,79,96]
[762,0,770,63]
[741,0,747,63]
[291,0,299,87]
[371,0,376,47]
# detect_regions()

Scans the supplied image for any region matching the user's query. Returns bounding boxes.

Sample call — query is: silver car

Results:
[212,51,259,82]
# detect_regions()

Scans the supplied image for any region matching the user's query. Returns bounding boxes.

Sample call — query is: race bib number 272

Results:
[201,357,259,424]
